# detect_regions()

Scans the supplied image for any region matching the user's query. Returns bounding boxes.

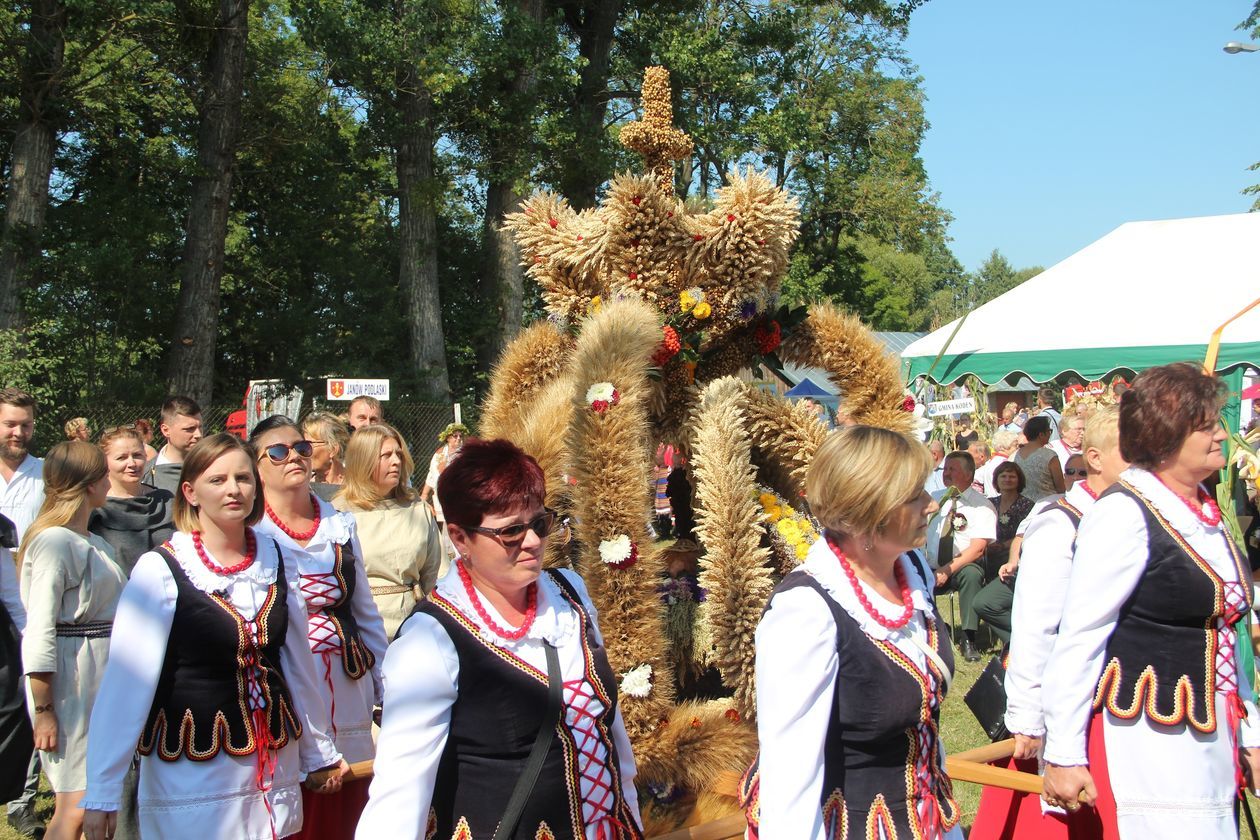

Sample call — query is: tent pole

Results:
[922,310,972,386]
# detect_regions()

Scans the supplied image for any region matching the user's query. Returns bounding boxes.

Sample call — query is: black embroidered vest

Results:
[139,544,302,760]
[309,540,376,680]
[753,571,960,839]
[1093,482,1251,733]
[415,570,642,840]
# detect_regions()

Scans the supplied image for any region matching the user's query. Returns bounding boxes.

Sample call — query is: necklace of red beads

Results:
[457,559,538,641]
[265,493,321,541]
[192,529,257,575]
[825,531,914,630]
[1153,474,1221,527]
[1080,480,1100,501]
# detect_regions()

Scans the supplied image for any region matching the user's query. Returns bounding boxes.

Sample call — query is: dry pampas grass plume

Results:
[743,384,829,502]
[480,320,574,442]
[564,296,675,741]
[688,376,774,718]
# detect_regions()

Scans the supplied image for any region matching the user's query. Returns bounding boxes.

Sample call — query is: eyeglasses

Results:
[463,508,564,546]
[260,440,315,463]
[1065,468,1087,476]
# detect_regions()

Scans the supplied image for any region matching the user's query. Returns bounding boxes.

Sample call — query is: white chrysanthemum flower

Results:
[620,664,653,698]
[586,382,616,404]
[598,534,633,565]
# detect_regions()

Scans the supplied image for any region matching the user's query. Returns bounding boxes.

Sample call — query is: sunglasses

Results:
[464,508,564,546]
[1065,467,1087,476]
[260,440,315,463]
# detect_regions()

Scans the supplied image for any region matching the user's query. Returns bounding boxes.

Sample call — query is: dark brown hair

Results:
[991,460,1026,494]
[1119,362,1223,469]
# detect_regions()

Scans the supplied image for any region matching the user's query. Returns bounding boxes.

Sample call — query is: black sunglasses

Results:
[464,508,564,545]
[260,440,315,463]
[1065,467,1087,476]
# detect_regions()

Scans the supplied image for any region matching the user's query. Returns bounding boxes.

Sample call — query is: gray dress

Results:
[89,487,175,577]
[20,527,126,791]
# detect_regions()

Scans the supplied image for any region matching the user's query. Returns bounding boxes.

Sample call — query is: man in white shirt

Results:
[0,388,42,837]
[1049,414,1085,471]
[968,440,992,495]
[1036,387,1063,441]
[925,451,997,662]
[0,389,44,543]
[924,439,946,493]
[143,395,203,495]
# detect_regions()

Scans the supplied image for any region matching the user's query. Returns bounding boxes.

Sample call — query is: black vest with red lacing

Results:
[770,572,958,839]
[139,544,302,760]
[299,540,375,680]
[415,570,642,840]
[1093,482,1252,733]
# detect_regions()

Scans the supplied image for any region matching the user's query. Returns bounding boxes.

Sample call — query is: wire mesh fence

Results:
[37,401,468,486]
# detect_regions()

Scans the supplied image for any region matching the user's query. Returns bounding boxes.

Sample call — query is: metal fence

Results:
[38,401,467,486]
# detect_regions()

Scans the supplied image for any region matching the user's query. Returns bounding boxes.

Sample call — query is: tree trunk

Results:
[0,0,66,330]
[478,182,525,374]
[555,0,623,209]
[477,0,546,376]
[396,69,450,402]
[164,0,250,404]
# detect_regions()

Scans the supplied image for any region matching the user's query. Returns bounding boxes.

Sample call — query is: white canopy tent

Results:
[902,213,1260,427]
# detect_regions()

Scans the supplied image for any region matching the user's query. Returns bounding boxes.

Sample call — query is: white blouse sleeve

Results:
[1042,495,1148,766]
[20,532,74,674]
[355,613,459,840]
[0,546,24,633]
[279,561,343,774]
[1004,509,1077,737]
[556,570,643,829]
[82,551,177,811]
[348,527,388,702]
[755,583,837,840]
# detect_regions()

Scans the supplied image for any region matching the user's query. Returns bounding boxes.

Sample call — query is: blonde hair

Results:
[98,425,144,453]
[172,434,264,532]
[806,426,932,537]
[16,441,107,568]
[1084,404,1120,455]
[303,411,350,460]
[64,417,89,439]
[992,429,1019,455]
[335,423,417,510]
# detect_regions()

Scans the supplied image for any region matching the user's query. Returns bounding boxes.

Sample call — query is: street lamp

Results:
[1224,41,1260,54]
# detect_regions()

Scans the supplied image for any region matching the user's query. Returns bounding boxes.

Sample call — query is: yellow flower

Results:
[693,301,712,320]
[758,492,777,510]
[679,291,696,312]
[765,504,783,523]
[776,519,801,543]
[780,503,797,518]
[588,295,602,314]
[794,542,809,560]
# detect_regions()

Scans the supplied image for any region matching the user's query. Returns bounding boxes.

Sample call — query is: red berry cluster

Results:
[753,320,782,355]
[901,396,916,412]
[652,325,682,366]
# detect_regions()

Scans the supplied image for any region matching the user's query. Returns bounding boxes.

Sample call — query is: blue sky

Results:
[904,0,1260,273]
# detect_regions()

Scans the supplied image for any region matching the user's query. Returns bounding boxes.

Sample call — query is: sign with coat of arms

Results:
[325,378,390,401]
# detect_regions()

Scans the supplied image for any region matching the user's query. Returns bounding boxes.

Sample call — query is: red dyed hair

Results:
[1119,362,1224,469]
[437,438,546,528]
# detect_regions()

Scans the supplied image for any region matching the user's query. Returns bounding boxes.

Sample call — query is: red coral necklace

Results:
[457,559,538,641]
[265,493,321,541]
[1153,474,1221,527]
[825,532,914,630]
[192,529,257,575]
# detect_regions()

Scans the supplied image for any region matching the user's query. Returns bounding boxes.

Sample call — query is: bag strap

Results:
[494,639,562,840]
[909,632,953,697]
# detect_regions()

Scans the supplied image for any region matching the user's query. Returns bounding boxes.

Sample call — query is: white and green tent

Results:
[902,213,1260,429]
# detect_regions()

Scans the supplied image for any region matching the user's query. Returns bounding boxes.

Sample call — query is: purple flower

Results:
[738,300,757,320]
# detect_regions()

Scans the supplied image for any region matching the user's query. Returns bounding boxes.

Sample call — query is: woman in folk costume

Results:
[82,434,347,840]
[969,406,1128,840]
[251,416,389,838]
[748,425,961,839]
[1042,363,1260,838]
[357,438,642,840]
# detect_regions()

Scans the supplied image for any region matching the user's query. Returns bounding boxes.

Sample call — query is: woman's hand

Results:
[304,759,350,795]
[1241,747,1260,795]
[1012,733,1042,760]
[83,809,117,840]
[32,707,58,751]
[1042,763,1096,811]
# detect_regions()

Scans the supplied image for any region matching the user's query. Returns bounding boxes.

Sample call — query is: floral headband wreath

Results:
[438,423,470,442]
